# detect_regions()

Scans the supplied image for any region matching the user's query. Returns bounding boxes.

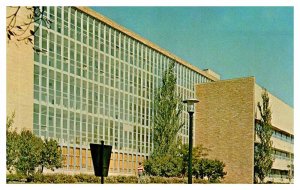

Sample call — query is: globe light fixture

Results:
[182,98,199,184]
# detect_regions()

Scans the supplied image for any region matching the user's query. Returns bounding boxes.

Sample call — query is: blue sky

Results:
[91,7,294,107]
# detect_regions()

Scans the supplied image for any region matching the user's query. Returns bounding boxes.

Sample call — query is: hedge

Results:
[7,173,208,184]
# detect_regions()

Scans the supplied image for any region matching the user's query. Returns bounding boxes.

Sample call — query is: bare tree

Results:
[6,6,52,52]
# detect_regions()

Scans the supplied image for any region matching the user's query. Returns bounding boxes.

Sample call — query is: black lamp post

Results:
[183,98,199,184]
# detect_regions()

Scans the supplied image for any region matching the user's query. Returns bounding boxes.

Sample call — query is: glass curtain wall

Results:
[33,6,212,174]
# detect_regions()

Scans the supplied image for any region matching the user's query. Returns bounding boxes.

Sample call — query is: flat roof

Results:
[76,7,219,82]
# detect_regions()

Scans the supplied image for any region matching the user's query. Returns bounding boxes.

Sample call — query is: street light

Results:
[182,98,199,184]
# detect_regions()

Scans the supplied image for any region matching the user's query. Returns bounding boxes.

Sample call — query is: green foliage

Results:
[15,130,44,177]
[6,112,19,173]
[32,173,78,183]
[195,158,227,183]
[6,173,26,182]
[6,111,15,130]
[153,61,184,155]
[144,153,183,177]
[6,112,62,178]
[180,144,209,177]
[7,173,209,184]
[287,164,294,182]
[147,61,225,182]
[105,175,138,184]
[6,130,19,173]
[74,173,99,183]
[254,89,274,183]
[146,61,186,178]
[147,176,207,184]
[39,139,62,173]
[144,143,226,182]
[178,144,226,182]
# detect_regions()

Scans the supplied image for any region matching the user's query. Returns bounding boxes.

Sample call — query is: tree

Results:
[6,112,63,179]
[39,139,63,173]
[144,143,208,178]
[196,159,226,182]
[179,144,209,177]
[254,89,274,183]
[152,61,184,155]
[144,61,184,177]
[6,112,19,173]
[144,143,226,182]
[144,61,226,182]
[144,153,183,177]
[287,163,294,183]
[6,6,51,53]
[14,130,44,177]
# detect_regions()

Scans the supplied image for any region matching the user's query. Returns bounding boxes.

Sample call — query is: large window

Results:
[272,130,294,144]
[33,6,211,174]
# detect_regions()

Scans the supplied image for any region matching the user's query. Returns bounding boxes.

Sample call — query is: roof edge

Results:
[76,6,219,81]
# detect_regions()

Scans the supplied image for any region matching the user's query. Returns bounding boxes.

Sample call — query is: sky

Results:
[0,2,298,189]
[91,6,294,107]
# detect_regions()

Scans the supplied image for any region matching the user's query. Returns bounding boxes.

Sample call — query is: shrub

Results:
[196,159,226,182]
[7,173,209,184]
[39,139,62,173]
[6,112,19,173]
[6,173,26,182]
[15,130,44,177]
[6,113,63,179]
[106,175,138,183]
[29,173,77,183]
[144,154,183,177]
[74,174,99,183]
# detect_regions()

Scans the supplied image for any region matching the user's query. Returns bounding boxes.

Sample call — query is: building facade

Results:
[195,77,294,183]
[7,7,293,183]
[7,6,218,175]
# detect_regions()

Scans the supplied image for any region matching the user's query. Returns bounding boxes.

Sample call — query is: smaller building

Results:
[194,77,294,183]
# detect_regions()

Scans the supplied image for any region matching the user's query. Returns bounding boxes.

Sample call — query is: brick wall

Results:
[194,77,255,183]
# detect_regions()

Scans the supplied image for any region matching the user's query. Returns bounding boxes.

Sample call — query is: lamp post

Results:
[182,98,199,184]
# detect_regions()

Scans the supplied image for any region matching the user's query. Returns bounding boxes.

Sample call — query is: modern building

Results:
[7,6,293,183]
[195,77,294,183]
[6,6,218,175]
